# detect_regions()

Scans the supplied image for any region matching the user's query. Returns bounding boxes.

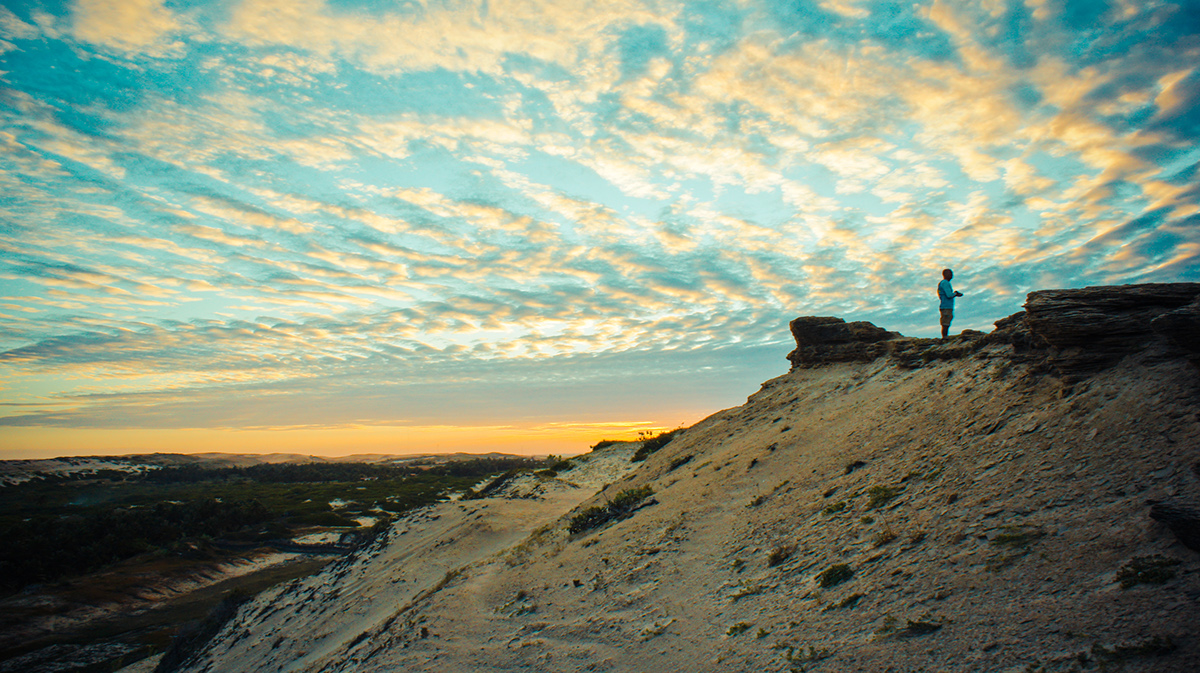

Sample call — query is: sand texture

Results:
[174,337,1200,673]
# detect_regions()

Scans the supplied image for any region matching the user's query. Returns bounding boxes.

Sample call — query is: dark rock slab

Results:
[785,283,1200,376]
[1151,296,1200,358]
[1023,283,1200,376]
[786,317,900,368]
[1148,500,1200,552]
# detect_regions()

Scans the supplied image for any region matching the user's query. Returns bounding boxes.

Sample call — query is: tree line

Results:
[139,457,547,484]
[0,456,551,594]
[0,498,271,592]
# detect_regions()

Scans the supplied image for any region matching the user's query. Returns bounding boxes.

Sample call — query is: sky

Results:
[1,0,1198,460]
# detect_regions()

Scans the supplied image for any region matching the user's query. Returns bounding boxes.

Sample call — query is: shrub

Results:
[610,486,654,511]
[631,431,680,462]
[567,486,654,534]
[462,469,521,500]
[726,622,752,636]
[1117,555,1181,589]
[899,620,943,636]
[669,455,693,471]
[547,459,575,473]
[867,485,902,509]
[874,530,897,547]
[990,525,1045,548]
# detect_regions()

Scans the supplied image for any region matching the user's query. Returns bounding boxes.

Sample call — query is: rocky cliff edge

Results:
[788,282,1200,379]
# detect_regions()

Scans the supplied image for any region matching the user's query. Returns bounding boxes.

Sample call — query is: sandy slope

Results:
[180,343,1200,673]
[178,444,637,673]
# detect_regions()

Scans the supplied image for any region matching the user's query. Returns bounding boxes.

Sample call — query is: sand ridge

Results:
[177,343,1200,673]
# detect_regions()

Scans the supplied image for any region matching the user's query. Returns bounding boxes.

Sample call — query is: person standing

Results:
[937,268,963,339]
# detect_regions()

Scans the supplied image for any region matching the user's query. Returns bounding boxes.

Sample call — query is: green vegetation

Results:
[866,485,903,509]
[0,457,547,594]
[567,486,655,534]
[1117,555,1181,589]
[462,469,522,500]
[990,525,1045,548]
[873,529,897,547]
[730,581,767,601]
[816,563,853,588]
[822,501,846,515]
[985,524,1046,572]
[780,644,832,666]
[726,622,753,637]
[631,430,680,462]
[535,458,576,477]
[903,465,943,482]
[0,498,271,593]
[669,454,694,471]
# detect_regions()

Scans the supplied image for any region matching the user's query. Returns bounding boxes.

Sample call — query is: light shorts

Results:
[939,308,954,326]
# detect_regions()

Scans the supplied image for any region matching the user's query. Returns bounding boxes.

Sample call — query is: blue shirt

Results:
[938,279,955,309]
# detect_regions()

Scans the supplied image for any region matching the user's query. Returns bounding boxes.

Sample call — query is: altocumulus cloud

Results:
[0,0,1197,449]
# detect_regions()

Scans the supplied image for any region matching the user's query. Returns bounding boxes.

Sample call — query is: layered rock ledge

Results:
[788,282,1200,378]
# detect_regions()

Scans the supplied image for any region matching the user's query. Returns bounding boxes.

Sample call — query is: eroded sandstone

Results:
[787,282,1200,379]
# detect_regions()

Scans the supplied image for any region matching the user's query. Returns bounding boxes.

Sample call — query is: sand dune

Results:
[174,287,1200,672]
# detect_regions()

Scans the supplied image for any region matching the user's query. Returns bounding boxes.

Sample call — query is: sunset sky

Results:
[2,0,1198,459]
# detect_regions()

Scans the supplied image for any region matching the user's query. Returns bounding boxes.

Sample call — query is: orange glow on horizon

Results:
[0,419,691,461]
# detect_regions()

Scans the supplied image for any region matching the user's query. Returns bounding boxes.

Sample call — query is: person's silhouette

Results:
[937,268,963,339]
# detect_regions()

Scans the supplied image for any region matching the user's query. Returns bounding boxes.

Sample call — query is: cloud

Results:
[0,7,38,41]
[1,0,1198,448]
[70,0,185,58]
[221,0,675,77]
[187,194,316,236]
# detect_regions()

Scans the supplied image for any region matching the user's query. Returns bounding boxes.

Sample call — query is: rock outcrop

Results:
[787,282,1200,379]
[1023,283,1200,376]
[1151,295,1200,358]
[785,317,900,368]
[1149,501,1200,552]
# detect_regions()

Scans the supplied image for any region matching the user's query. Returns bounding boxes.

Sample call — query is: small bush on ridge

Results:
[568,486,655,534]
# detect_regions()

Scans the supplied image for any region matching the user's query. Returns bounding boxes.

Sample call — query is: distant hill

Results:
[171,283,1200,673]
[0,451,544,487]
